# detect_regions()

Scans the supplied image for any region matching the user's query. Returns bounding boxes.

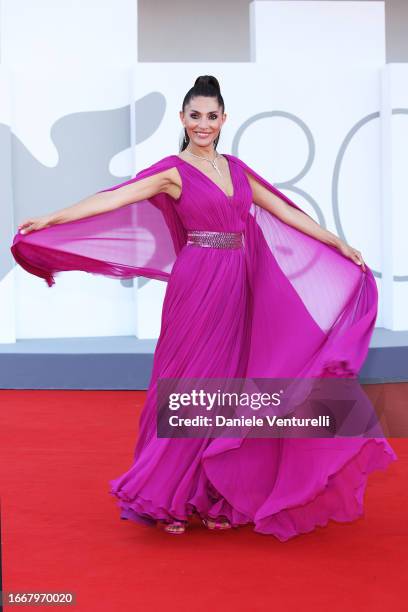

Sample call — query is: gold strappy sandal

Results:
[163,519,188,535]
[201,516,232,530]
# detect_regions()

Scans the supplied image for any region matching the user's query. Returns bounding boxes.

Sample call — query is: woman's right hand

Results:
[16,169,178,236]
[18,215,53,235]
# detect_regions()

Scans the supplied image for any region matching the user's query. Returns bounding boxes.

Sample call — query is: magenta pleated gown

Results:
[10,153,397,541]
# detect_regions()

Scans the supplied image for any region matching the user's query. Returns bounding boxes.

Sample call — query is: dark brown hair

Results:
[180,75,225,152]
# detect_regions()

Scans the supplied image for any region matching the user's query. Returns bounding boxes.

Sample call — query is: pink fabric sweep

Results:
[10,153,397,540]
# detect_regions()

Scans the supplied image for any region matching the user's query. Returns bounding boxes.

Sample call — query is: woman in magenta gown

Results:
[11,75,397,540]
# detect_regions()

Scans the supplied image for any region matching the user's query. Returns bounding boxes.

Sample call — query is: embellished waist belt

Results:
[186,230,243,249]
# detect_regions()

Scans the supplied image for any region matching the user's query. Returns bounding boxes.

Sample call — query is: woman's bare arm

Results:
[18,168,179,234]
[245,172,366,271]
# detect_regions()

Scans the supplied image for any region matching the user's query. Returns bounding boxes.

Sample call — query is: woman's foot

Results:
[163,519,187,535]
[201,516,232,530]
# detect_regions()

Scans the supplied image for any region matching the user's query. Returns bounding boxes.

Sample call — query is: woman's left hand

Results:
[337,241,366,272]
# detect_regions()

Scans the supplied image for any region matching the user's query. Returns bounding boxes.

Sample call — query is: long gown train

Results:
[10,152,397,541]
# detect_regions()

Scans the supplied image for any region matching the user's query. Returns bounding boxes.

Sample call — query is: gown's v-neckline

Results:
[174,154,235,200]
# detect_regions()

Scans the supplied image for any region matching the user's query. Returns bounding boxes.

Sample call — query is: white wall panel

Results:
[1,0,137,65]
[1,0,406,340]
[251,1,385,66]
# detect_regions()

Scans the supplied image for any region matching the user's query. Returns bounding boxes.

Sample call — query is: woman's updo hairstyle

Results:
[180,75,225,152]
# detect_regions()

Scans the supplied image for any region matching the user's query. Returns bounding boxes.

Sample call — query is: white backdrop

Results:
[1,0,407,341]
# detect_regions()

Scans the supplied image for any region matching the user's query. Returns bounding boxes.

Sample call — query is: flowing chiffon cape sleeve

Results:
[227,154,377,379]
[10,156,187,286]
[10,153,377,378]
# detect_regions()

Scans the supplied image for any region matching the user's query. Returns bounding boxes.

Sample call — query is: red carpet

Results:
[0,389,406,611]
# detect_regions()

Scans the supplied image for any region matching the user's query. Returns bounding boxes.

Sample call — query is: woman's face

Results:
[180,96,226,148]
